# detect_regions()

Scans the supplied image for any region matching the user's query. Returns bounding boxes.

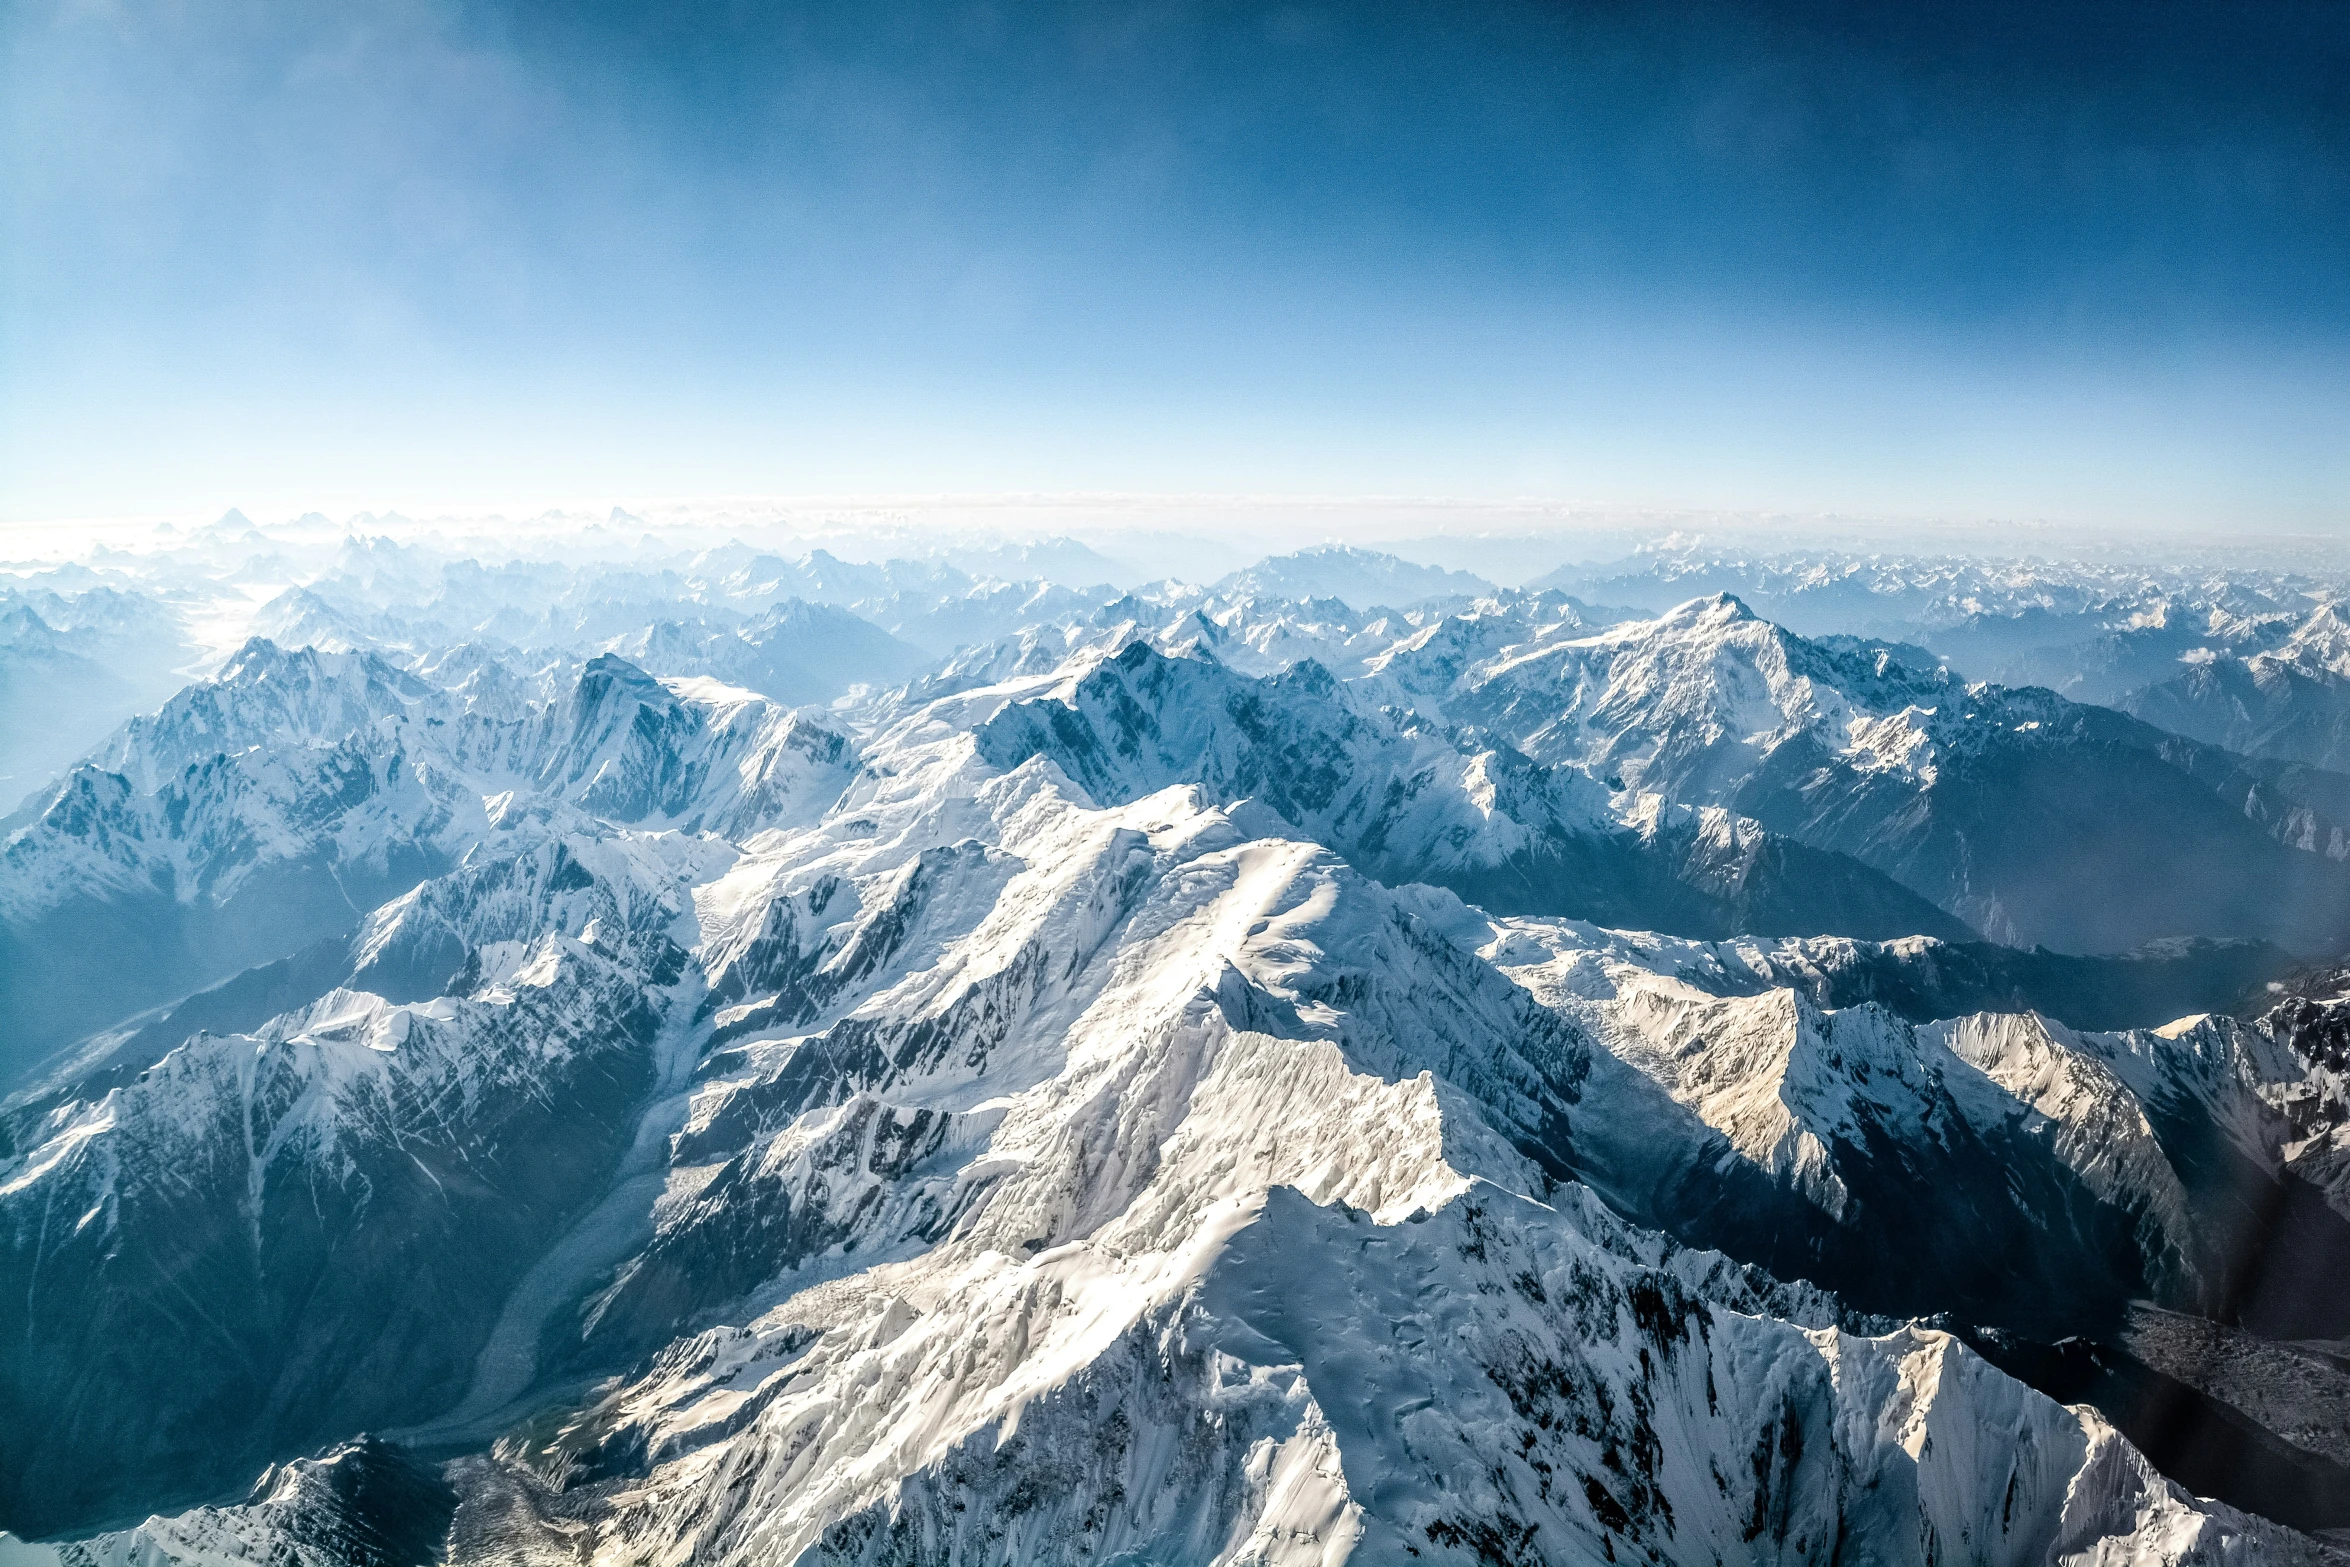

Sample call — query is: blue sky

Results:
[4,0,2345,529]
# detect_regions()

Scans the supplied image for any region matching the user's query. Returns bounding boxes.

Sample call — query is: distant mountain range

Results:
[5,535,2350,1562]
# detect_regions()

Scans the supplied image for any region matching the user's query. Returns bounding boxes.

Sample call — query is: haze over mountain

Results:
[1425,593,2350,954]
[13,0,2350,1541]
[4,518,2350,1564]
[1210,546,1497,611]
[10,0,2346,1550]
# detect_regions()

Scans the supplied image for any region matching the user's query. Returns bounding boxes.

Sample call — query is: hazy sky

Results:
[5,0,2345,529]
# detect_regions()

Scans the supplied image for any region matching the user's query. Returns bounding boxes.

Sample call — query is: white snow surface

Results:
[0,640,858,922]
[1,636,2337,1566]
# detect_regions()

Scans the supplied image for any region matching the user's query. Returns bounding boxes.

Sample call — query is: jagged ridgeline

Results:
[4,543,2350,1564]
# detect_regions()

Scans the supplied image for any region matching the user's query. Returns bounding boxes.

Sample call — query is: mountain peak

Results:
[568,652,679,725]
[1659,590,1761,627]
[2282,600,2350,669]
[214,636,417,695]
[578,650,665,688]
[1276,656,1339,698]
[1211,546,1495,611]
[9,539,2347,1562]
[217,635,327,681]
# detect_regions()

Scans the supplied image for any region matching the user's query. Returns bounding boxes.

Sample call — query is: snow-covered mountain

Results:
[0,834,702,1531]
[7,537,2350,1563]
[959,641,1971,942]
[1928,597,2293,706]
[0,586,197,800]
[1428,593,2350,953]
[0,611,145,801]
[0,641,856,1082]
[8,706,2335,1559]
[1210,544,1495,610]
[4,1439,458,1567]
[246,585,392,656]
[1532,547,2321,648]
[2121,605,2350,772]
[888,583,1479,707]
[1450,899,2350,1337]
[600,600,929,707]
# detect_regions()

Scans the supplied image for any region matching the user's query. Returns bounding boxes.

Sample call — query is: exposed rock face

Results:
[2,602,2345,1564]
[0,838,697,1532]
[4,1439,458,1567]
[0,641,857,1080]
[2122,607,2350,773]
[1427,594,2350,954]
[971,640,1974,943]
[1466,897,2350,1336]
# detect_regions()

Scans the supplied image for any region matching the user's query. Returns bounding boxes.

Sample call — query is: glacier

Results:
[2,534,2347,1563]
